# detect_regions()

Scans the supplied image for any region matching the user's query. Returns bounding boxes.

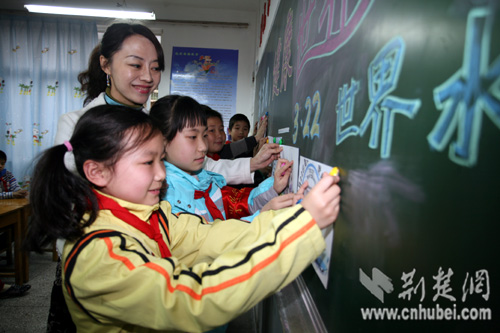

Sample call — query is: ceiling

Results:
[0,0,259,20]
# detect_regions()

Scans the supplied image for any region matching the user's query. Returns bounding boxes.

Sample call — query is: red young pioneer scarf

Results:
[194,183,225,220]
[207,152,220,161]
[93,190,171,258]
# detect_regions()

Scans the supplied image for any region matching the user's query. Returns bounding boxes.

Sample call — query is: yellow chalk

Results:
[329,167,339,177]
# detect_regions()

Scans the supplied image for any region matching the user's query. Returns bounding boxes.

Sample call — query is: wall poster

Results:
[170,47,239,129]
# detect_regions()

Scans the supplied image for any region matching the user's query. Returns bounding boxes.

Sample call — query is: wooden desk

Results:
[0,198,30,284]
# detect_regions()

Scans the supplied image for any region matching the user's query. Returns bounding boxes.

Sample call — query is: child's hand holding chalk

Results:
[300,171,341,229]
[261,193,296,212]
[254,137,267,156]
[296,167,339,205]
[294,181,309,205]
[330,167,339,177]
[280,161,286,176]
[250,143,282,171]
[273,158,293,194]
[255,115,268,141]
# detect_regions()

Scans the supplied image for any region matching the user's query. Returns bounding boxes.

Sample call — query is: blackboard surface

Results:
[254,0,500,331]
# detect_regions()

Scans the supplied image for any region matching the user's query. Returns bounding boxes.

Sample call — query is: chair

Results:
[0,227,13,266]
[1,227,57,264]
[44,241,58,262]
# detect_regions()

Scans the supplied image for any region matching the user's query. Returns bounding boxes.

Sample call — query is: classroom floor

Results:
[0,251,258,333]
[0,251,57,332]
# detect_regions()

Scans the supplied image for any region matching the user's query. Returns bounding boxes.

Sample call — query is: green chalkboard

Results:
[254,0,500,331]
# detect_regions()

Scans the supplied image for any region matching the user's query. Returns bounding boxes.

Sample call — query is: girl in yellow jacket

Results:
[27,104,341,332]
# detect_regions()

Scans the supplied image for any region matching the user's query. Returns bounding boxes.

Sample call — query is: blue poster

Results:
[170,47,239,128]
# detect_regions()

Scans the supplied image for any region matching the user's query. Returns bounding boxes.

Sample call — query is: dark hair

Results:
[228,113,250,130]
[26,105,162,252]
[0,150,6,161]
[78,23,165,105]
[202,105,223,123]
[150,95,206,142]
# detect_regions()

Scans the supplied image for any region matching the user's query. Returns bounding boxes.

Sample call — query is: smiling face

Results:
[165,124,208,174]
[228,120,249,142]
[100,132,166,206]
[101,34,161,106]
[206,117,226,154]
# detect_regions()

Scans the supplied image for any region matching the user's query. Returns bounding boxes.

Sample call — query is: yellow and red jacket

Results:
[61,191,325,332]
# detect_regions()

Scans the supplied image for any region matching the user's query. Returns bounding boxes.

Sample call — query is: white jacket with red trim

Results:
[61,192,325,332]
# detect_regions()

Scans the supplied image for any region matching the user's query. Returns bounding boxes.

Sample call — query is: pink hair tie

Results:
[63,140,73,152]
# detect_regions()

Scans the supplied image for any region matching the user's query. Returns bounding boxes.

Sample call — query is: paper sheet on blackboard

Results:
[270,143,299,193]
[298,156,335,288]
[280,145,300,193]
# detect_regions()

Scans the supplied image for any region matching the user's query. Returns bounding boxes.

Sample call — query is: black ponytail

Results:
[26,144,98,252]
[26,105,161,252]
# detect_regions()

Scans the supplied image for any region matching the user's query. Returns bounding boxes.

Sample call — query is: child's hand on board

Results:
[250,143,282,171]
[253,137,267,156]
[301,173,341,229]
[293,181,308,204]
[255,116,268,141]
[261,193,295,212]
[273,158,292,194]
[261,179,309,212]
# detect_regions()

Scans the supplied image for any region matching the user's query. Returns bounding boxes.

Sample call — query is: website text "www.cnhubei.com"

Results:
[361,304,492,321]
